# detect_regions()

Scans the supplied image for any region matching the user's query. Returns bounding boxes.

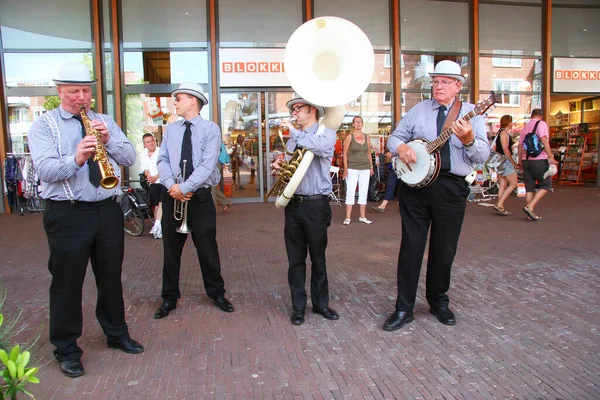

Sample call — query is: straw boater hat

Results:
[53,62,97,86]
[286,94,325,119]
[429,60,466,84]
[171,82,208,105]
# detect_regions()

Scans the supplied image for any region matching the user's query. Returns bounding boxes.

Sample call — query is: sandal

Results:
[222,202,233,213]
[493,205,511,216]
[523,206,542,221]
[372,206,385,213]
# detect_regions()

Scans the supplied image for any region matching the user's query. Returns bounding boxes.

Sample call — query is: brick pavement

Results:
[0,186,599,399]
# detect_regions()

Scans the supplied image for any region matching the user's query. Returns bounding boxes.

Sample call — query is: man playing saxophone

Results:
[28,62,143,378]
[278,95,338,326]
[154,82,234,319]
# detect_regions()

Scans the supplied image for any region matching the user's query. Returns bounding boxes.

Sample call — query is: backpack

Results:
[218,142,230,164]
[523,120,544,159]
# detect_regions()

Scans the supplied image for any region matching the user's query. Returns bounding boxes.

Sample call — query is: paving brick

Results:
[0,186,599,399]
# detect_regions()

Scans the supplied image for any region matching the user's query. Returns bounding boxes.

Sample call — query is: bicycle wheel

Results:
[124,206,145,236]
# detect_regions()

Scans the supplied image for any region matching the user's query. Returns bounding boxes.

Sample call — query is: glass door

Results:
[220,91,294,202]
[220,92,262,202]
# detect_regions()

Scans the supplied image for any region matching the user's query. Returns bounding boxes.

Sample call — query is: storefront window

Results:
[552,5,600,57]
[0,0,91,49]
[121,0,207,48]
[219,0,301,48]
[400,54,470,115]
[5,95,97,154]
[314,0,390,50]
[123,51,209,85]
[479,3,542,57]
[400,0,469,54]
[4,53,93,87]
[125,94,210,182]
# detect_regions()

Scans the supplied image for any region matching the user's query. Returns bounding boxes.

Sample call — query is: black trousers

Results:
[43,198,128,362]
[395,175,470,312]
[161,188,225,301]
[284,196,332,311]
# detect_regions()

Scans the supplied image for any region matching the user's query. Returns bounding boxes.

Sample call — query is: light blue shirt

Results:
[157,115,221,194]
[387,99,490,177]
[285,122,336,196]
[28,106,135,201]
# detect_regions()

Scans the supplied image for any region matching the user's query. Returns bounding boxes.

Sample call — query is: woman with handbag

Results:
[493,115,519,216]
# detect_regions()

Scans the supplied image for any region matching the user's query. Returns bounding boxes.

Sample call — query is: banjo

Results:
[393,92,497,188]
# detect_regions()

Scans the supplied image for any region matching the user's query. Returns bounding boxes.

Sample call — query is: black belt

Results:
[47,196,117,207]
[292,194,328,202]
[440,172,466,182]
[194,187,211,196]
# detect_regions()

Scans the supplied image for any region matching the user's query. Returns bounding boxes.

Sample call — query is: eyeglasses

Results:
[174,95,193,103]
[289,104,309,115]
[431,79,457,88]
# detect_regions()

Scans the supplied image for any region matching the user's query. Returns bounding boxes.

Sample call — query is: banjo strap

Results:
[441,98,461,134]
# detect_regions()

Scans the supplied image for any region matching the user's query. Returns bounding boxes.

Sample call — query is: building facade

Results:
[1,0,599,213]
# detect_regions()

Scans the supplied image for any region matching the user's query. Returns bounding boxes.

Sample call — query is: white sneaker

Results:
[358,217,372,224]
[343,218,351,225]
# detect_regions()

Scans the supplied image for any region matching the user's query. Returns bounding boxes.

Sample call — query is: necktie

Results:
[180,121,194,180]
[437,105,451,171]
[73,115,102,187]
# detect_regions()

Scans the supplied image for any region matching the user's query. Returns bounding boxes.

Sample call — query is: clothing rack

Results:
[3,152,44,215]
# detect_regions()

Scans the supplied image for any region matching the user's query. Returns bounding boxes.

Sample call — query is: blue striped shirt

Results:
[387,99,490,177]
[28,106,135,201]
[157,115,221,194]
[286,122,336,196]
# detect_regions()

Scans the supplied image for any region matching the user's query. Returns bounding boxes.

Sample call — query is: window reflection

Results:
[123,51,208,85]
[125,94,209,182]
[4,53,93,87]
[6,95,87,153]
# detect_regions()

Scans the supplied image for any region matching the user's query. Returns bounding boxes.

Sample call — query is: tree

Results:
[42,96,61,111]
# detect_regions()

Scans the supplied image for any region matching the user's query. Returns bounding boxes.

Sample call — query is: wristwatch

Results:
[464,139,475,148]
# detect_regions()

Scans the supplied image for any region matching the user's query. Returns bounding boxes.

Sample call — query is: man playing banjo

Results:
[382,60,490,332]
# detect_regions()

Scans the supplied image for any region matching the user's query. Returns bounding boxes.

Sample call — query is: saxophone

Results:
[79,105,119,189]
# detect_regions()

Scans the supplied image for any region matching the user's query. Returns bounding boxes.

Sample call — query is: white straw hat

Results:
[171,82,208,105]
[429,60,466,84]
[53,62,97,86]
[286,94,325,119]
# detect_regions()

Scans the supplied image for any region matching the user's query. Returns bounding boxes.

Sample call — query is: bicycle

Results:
[119,175,155,236]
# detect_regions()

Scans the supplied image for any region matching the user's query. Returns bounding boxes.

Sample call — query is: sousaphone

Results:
[267,17,375,208]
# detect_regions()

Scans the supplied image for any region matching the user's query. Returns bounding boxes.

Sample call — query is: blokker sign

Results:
[219,49,290,87]
[553,57,600,93]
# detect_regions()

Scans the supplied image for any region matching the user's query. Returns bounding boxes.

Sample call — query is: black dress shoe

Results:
[290,310,305,326]
[382,310,414,331]
[108,337,145,354]
[154,300,177,319]
[213,296,234,313]
[60,360,84,378]
[312,306,339,320]
[430,306,456,325]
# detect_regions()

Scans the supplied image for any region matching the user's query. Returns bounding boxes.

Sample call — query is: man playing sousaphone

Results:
[154,82,234,319]
[277,95,339,326]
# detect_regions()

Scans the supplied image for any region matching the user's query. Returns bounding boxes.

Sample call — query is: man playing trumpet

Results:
[154,82,234,319]
[278,95,339,326]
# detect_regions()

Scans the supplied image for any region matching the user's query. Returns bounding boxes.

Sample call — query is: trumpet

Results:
[173,159,192,234]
